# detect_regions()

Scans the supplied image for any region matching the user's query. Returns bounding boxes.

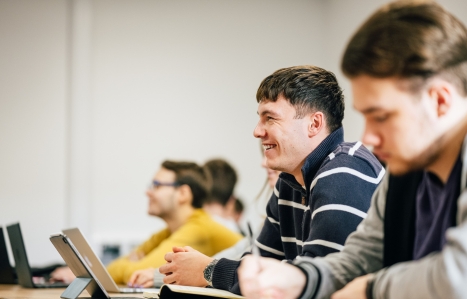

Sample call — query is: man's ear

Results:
[428,78,455,117]
[177,184,193,206]
[308,111,325,137]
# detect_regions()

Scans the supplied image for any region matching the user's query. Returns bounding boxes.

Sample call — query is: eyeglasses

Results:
[148,180,180,190]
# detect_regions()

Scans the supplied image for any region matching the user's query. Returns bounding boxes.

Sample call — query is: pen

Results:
[246,222,261,269]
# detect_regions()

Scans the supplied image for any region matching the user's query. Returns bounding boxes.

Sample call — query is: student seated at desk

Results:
[51,160,242,285]
[202,158,242,234]
[157,65,384,294]
[238,1,467,298]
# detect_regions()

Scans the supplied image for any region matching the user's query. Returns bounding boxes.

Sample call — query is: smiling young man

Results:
[157,66,384,293]
[237,1,467,299]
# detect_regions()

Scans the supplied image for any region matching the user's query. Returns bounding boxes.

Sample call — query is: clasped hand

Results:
[159,246,213,287]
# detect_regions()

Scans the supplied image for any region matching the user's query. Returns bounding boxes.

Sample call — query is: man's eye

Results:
[374,114,389,122]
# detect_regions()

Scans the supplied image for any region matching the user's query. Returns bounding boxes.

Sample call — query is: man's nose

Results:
[361,125,381,148]
[253,122,265,138]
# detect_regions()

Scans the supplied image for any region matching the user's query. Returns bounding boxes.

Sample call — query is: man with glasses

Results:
[106,160,242,285]
[51,160,242,286]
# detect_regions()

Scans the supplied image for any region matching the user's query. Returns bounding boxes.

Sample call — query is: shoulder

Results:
[319,141,383,178]
[180,210,242,237]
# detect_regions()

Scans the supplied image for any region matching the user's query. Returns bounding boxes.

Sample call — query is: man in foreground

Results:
[238,1,467,298]
[158,66,384,292]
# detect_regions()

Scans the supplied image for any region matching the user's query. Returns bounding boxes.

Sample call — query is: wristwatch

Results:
[203,259,219,286]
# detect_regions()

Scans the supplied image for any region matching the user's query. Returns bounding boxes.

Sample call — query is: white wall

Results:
[0,0,68,266]
[1,0,466,266]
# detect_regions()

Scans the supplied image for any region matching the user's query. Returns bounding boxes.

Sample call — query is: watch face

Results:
[204,264,213,281]
[204,260,217,283]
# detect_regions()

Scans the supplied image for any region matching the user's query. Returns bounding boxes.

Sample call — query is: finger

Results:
[133,273,145,286]
[128,272,138,285]
[163,273,176,284]
[260,288,283,299]
[183,246,194,252]
[159,263,175,275]
[172,246,187,253]
[143,280,154,288]
[164,252,174,262]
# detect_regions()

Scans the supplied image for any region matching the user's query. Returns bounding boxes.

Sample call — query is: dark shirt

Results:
[212,128,384,294]
[413,154,461,260]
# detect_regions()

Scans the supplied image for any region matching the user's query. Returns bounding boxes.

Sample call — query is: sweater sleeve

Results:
[106,229,170,284]
[371,190,467,299]
[107,216,242,284]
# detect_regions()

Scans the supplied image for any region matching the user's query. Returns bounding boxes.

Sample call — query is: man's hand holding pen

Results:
[239,222,306,299]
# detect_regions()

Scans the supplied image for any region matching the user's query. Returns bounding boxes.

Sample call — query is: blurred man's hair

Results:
[204,159,238,206]
[161,160,210,208]
[342,0,467,96]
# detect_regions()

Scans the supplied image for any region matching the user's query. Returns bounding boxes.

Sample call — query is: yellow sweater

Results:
[106,209,243,284]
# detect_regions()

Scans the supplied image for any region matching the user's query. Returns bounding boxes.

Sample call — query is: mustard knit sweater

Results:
[106,209,243,284]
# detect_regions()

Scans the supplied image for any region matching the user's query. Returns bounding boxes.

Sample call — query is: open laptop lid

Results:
[62,228,120,293]
[0,227,16,284]
[50,233,110,299]
[6,223,34,288]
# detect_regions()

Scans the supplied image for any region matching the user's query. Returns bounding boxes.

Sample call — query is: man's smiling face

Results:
[253,96,312,178]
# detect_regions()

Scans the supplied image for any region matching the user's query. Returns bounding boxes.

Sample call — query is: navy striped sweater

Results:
[212,127,385,294]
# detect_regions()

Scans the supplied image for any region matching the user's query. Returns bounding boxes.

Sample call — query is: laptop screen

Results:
[0,227,16,284]
[6,223,34,288]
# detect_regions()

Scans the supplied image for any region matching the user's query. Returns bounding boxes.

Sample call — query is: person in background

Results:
[232,197,244,225]
[211,156,281,261]
[202,159,241,233]
[127,151,281,287]
[238,1,467,298]
[158,65,384,294]
[51,160,242,285]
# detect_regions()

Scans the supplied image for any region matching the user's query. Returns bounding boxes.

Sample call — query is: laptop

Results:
[6,223,68,288]
[50,233,136,299]
[0,227,16,284]
[62,227,160,293]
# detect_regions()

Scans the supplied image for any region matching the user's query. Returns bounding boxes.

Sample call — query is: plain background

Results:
[1,0,466,266]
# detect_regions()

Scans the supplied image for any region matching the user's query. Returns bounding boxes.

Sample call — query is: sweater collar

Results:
[279,127,344,193]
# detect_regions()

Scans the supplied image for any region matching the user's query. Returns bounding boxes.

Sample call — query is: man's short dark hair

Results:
[161,160,210,209]
[204,159,237,206]
[256,65,344,133]
[342,0,467,96]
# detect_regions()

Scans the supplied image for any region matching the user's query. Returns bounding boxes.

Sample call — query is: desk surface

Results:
[0,284,144,299]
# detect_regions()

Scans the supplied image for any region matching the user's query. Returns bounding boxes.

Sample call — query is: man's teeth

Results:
[264,145,275,150]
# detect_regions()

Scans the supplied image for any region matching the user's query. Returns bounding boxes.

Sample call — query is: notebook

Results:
[50,233,138,299]
[62,227,160,293]
[0,226,16,284]
[143,284,245,299]
[6,223,68,288]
